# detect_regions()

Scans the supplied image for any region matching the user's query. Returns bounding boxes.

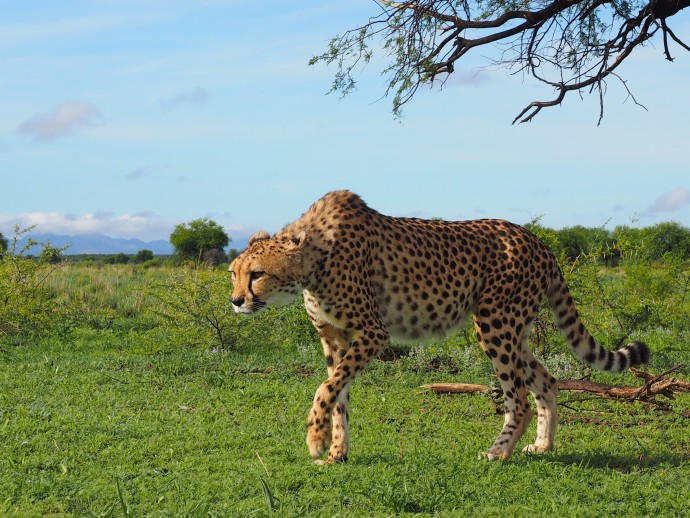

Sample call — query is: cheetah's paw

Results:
[522,443,553,454]
[306,424,332,461]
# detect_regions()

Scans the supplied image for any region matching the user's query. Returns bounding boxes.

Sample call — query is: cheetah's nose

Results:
[231,296,245,307]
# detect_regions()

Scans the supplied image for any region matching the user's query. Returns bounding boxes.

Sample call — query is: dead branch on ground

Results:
[421,364,689,410]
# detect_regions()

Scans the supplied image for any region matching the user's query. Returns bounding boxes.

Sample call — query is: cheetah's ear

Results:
[288,230,307,250]
[248,231,271,247]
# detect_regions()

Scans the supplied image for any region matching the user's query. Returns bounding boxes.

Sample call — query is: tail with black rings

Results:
[547,267,650,373]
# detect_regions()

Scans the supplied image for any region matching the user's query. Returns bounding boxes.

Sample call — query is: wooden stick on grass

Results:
[421,364,690,406]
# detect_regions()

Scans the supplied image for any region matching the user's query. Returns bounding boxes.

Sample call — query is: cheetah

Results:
[229,190,649,462]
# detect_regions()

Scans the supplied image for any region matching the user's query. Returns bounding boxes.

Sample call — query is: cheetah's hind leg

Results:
[521,344,558,454]
[474,312,534,461]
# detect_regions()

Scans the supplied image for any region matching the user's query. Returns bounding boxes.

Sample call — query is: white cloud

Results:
[0,211,175,241]
[160,87,208,110]
[17,101,104,141]
[649,188,690,213]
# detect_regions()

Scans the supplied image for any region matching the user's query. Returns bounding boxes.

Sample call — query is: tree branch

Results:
[312,0,690,122]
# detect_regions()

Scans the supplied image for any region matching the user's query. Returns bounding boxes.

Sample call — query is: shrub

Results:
[148,266,240,350]
[146,265,317,353]
[0,226,65,339]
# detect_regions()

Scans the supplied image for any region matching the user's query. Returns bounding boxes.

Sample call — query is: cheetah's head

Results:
[228,230,306,315]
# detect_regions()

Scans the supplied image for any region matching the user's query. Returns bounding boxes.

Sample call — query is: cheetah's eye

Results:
[250,271,265,281]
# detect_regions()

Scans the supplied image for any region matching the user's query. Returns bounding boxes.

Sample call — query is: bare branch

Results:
[512,87,567,124]
[421,364,690,410]
[665,22,690,53]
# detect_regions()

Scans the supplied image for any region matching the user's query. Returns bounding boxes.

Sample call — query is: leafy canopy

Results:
[170,218,230,263]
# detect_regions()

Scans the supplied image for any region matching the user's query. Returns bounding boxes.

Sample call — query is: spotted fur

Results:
[229,191,649,462]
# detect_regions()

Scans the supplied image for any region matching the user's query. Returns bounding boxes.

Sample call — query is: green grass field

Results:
[1,264,690,516]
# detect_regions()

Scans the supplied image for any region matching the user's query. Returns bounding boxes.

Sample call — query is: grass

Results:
[2,262,690,516]
[2,325,689,517]
[46,264,167,326]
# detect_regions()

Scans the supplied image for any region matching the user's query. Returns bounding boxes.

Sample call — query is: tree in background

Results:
[310,0,689,123]
[642,221,690,260]
[613,222,690,262]
[556,226,611,262]
[135,249,154,263]
[170,218,230,265]
[0,232,7,258]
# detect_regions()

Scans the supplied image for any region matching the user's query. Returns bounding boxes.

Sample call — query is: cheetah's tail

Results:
[547,267,650,373]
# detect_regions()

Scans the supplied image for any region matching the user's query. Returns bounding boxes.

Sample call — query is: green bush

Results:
[148,266,239,350]
[0,226,64,339]
[146,265,317,353]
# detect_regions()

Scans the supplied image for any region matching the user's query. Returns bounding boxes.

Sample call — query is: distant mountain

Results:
[17,233,174,255]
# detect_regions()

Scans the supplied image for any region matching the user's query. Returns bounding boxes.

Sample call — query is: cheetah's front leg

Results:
[307,382,350,463]
[305,322,352,462]
[306,325,387,463]
[306,365,353,462]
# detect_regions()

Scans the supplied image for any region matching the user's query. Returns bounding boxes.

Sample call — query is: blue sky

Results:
[1,1,689,244]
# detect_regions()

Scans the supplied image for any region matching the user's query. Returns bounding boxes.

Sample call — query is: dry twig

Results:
[422,364,689,409]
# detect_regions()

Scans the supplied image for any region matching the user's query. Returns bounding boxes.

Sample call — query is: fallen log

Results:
[421,364,690,406]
